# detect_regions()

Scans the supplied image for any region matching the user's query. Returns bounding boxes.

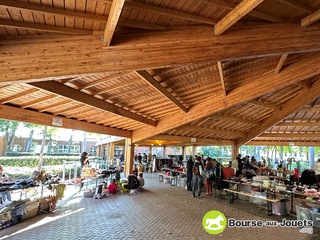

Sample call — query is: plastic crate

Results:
[296,206,311,221]
[273,200,290,216]
[310,211,320,227]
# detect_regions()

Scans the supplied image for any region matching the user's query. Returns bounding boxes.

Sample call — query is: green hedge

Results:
[0,156,102,168]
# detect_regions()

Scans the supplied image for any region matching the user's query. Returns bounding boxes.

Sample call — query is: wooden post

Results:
[231,144,240,160]
[124,138,134,177]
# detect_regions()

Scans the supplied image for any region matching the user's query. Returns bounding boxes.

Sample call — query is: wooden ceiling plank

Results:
[247,99,281,111]
[276,122,320,127]
[103,0,125,47]
[178,125,245,137]
[0,0,107,22]
[135,70,188,113]
[132,52,320,143]
[118,19,167,31]
[0,88,38,104]
[38,100,71,112]
[247,141,320,146]
[125,0,216,25]
[275,54,288,73]
[276,0,314,14]
[301,9,320,27]
[94,79,140,96]
[0,19,92,34]
[217,61,227,96]
[29,81,157,126]
[237,80,320,146]
[0,104,131,137]
[20,95,57,108]
[260,133,320,138]
[210,115,260,126]
[81,72,130,90]
[214,0,264,35]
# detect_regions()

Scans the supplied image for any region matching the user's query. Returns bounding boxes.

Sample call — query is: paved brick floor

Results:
[1,173,319,240]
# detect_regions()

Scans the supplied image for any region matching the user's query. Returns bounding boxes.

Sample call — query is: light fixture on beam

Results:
[289,142,294,146]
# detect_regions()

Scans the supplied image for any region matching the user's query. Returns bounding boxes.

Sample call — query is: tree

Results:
[23,123,41,152]
[0,120,20,154]
[46,127,58,153]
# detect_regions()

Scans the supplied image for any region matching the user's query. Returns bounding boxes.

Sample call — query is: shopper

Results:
[137,173,145,189]
[80,151,89,168]
[204,159,213,195]
[314,158,320,186]
[192,157,204,198]
[186,156,193,191]
[0,165,12,203]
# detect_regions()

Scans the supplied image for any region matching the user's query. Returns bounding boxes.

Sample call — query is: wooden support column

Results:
[231,144,240,160]
[124,138,134,177]
[192,146,197,157]
[182,146,186,161]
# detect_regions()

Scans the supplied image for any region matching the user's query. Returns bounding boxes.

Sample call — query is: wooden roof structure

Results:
[1,0,320,149]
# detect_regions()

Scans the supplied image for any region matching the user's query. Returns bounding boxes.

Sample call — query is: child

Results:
[105,179,117,194]
[137,173,145,189]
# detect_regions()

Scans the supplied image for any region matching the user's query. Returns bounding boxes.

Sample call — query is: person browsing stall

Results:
[0,165,12,203]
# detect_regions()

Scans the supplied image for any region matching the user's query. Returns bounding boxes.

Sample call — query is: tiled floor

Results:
[1,173,319,240]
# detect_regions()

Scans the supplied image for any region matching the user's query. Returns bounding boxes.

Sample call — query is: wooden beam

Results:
[0,0,107,23]
[301,9,320,27]
[103,0,125,46]
[214,0,264,35]
[236,80,320,146]
[135,70,188,113]
[0,105,131,138]
[0,19,92,35]
[2,24,320,83]
[275,54,288,73]
[132,52,320,143]
[301,107,320,112]
[29,81,157,127]
[247,100,281,111]
[276,122,320,127]
[203,0,282,22]
[217,61,227,96]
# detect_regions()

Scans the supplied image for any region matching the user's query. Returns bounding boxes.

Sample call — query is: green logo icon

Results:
[202,210,227,235]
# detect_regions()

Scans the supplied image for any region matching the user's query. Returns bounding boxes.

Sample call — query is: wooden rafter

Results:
[38,100,71,113]
[275,54,288,73]
[217,61,227,96]
[214,0,264,35]
[135,70,188,113]
[103,0,125,47]
[203,0,282,22]
[247,100,281,111]
[236,80,320,146]
[3,24,320,83]
[301,9,320,27]
[301,107,320,112]
[132,52,320,143]
[29,81,157,127]
[248,141,320,146]
[0,105,131,138]
[0,89,38,104]
[0,0,107,22]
